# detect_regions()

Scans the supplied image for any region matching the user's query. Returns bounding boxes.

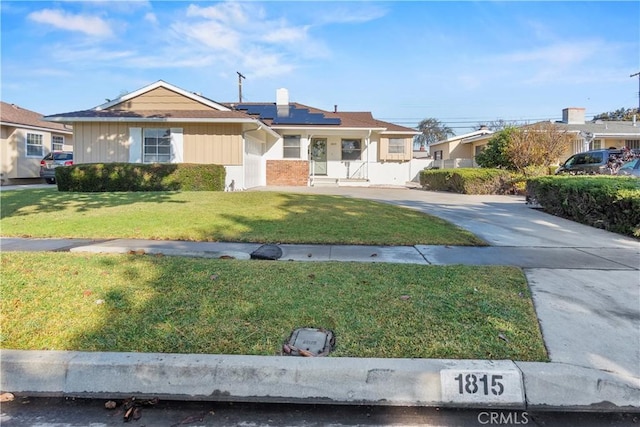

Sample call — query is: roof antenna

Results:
[237,71,246,103]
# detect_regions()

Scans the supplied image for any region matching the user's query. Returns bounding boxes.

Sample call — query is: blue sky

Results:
[1,1,638,133]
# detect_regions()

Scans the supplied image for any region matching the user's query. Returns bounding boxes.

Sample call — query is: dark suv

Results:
[39,151,73,184]
[555,149,623,175]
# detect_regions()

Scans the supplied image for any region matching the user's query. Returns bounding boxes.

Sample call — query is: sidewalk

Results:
[1,187,639,411]
[2,236,639,411]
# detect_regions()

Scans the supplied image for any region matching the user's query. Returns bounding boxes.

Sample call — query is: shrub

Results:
[526,176,640,237]
[56,163,226,192]
[420,168,519,195]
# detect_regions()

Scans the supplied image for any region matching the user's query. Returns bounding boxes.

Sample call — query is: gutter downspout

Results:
[307,133,314,187]
[366,129,371,182]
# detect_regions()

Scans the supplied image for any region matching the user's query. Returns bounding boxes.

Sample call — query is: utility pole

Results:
[237,71,246,103]
[632,71,640,111]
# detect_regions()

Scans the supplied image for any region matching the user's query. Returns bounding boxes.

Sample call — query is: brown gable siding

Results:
[108,87,213,111]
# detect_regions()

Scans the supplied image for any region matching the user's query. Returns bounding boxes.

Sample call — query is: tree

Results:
[414,118,454,150]
[592,107,638,121]
[475,127,517,169]
[475,119,518,132]
[507,122,573,174]
[476,122,573,175]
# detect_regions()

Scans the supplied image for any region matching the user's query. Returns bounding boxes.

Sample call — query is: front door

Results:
[310,138,327,175]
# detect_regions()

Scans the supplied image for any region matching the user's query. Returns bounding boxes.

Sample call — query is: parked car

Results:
[555,149,623,175]
[616,158,640,177]
[39,151,73,184]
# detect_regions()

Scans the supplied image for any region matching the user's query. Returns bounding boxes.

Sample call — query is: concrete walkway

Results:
[1,185,639,411]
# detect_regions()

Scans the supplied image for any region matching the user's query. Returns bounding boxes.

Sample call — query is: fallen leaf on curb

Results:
[219,255,235,259]
[370,253,378,257]
[0,392,15,402]
[307,253,313,258]
[127,249,146,256]
[105,400,117,409]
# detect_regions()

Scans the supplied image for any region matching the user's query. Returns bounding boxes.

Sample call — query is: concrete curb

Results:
[2,350,638,411]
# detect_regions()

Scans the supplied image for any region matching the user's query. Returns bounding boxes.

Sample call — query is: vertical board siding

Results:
[74,122,244,166]
[108,87,211,111]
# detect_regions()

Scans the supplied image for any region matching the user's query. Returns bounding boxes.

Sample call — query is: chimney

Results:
[562,107,586,124]
[276,88,289,117]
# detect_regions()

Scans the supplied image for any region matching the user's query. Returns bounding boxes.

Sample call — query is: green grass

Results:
[0,189,484,245]
[1,252,547,361]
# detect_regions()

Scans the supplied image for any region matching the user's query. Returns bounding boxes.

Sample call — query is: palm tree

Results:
[414,118,454,150]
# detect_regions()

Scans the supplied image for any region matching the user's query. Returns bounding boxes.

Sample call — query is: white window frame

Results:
[388,138,405,154]
[283,135,301,159]
[52,135,64,151]
[143,128,172,163]
[341,139,362,161]
[26,132,44,157]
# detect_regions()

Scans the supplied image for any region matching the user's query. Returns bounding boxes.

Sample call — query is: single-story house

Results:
[1,101,73,185]
[428,127,493,168]
[431,108,640,168]
[44,80,422,189]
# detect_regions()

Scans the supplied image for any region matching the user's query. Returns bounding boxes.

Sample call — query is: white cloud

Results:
[144,12,157,24]
[28,9,113,37]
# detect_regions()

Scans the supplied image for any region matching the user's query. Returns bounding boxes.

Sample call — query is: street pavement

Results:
[1,185,639,413]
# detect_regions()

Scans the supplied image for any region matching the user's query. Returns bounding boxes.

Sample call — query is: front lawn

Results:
[1,252,548,361]
[0,189,485,246]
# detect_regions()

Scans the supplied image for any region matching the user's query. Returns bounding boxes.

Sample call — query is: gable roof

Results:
[1,101,72,134]
[43,80,417,134]
[96,80,231,112]
[430,129,493,147]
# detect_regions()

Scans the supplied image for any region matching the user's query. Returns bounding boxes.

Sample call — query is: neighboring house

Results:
[551,108,640,161]
[428,127,493,168]
[1,101,73,184]
[432,107,640,168]
[44,80,421,189]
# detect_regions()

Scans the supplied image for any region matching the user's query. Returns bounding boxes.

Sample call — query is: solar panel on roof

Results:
[236,103,340,125]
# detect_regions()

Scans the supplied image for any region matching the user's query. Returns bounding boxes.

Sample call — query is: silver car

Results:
[616,158,640,177]
[39,151,73,184]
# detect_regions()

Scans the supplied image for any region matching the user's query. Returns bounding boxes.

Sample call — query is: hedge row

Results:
[419,168,521,195]
[55,163,226,192]
[526,176,640,237]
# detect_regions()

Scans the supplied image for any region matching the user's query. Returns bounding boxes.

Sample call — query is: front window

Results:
[590,139,602,150]
[341,139,361,160]
[26,133,44,157]
[143,128,171,163]
[388,138,405,154]
[52,135,64,151]
[434,150,443,160]
[283,135,301,159]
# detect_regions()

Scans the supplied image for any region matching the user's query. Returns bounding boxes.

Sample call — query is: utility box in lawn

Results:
[282,328,335,357]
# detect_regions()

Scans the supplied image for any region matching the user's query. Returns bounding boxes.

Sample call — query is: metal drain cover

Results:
[282,327,335,357]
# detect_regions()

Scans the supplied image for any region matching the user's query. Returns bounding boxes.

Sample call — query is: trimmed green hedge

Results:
[526,176,640,237]
[419,168,520,195]
[56,163,226,192]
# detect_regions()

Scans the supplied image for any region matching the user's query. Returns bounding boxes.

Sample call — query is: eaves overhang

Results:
[0,120,73,134]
